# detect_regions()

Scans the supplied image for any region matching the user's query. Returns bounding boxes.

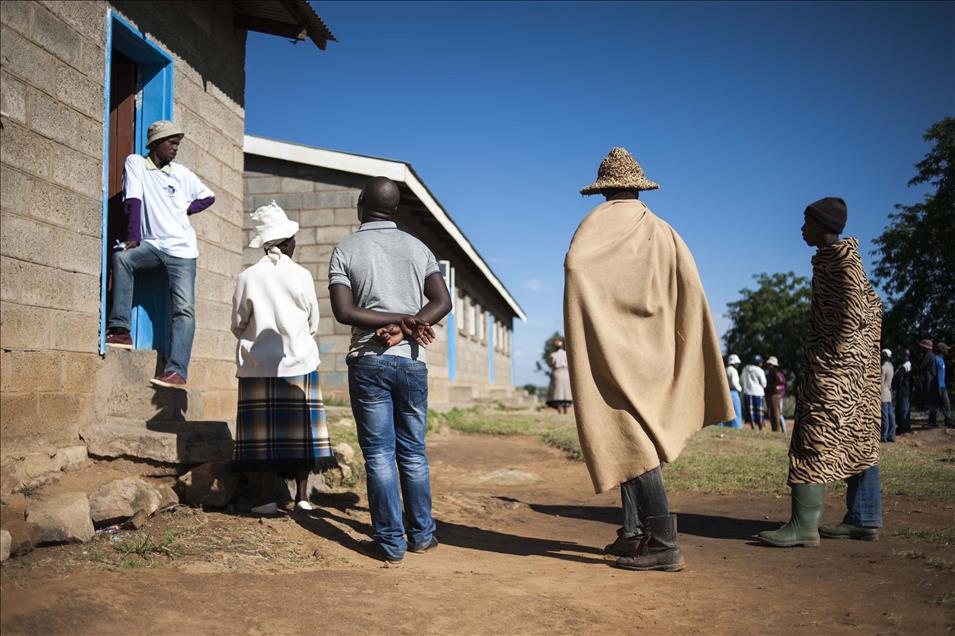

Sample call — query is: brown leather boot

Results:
[613,513,685,572]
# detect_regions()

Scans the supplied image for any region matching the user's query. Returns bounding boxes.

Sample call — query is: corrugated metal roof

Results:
[244,135,527,322]
[233,0,336,50]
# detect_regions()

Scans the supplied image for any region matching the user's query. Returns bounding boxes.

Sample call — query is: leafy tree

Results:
[722,272,811,376]
[534,331,565,378]
[872,117,955,348]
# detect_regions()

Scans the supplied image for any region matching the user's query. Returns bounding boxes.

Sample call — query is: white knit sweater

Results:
[232,253,320,377]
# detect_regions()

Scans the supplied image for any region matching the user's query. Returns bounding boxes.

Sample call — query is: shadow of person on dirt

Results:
[291,503,606,564]
[290,503,372,557]
[436,520,606,565]
[517,500,778,540]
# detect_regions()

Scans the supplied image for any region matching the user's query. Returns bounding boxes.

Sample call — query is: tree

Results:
[534,331,565,378]
[722,272,812,376]
[872,117,955,348]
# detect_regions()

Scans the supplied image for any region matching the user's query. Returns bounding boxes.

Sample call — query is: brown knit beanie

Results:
[805,197,847,233]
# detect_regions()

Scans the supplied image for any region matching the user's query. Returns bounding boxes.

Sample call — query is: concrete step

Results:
[81,417,233,465]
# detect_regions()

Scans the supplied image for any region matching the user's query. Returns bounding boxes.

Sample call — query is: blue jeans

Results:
[108,242,196,378]
[880,401,896,442]
[842,465,882,528]
[722,390,743,429]
[895,396,910,434]
[348,354,434,560]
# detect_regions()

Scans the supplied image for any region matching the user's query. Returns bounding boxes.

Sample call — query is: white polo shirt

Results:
[123,154,214,259]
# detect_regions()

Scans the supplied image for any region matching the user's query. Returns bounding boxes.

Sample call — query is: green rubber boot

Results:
[756,483,825,547]
[818,522,879,541]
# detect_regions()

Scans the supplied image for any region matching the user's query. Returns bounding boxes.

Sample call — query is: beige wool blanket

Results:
[564,200,734,494]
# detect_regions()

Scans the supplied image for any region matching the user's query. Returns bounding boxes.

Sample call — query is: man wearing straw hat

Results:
[105,120,215,388]
[564,147,734,572]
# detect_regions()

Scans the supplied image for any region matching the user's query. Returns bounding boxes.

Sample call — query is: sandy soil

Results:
[2,429,954,635]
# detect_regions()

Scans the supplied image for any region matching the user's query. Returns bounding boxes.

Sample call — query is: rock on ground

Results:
[0,519,41,557]
[177,462,237,508]
[89,478,163,526]
[52,446,88,472]
[333,442,355,465]
[26,492,95,544]
[0,530,10,562]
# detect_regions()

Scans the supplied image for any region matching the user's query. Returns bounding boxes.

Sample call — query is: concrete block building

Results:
[243,136,527,407]
[0,1,334,477]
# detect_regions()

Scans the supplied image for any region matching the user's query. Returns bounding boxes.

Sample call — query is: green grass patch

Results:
[437,407,955,501]
[895,527,955,546]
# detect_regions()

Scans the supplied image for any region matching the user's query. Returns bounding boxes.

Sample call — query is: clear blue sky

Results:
[244,1,954,387]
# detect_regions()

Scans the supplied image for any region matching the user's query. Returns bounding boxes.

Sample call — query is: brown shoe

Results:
[105,331,133,349]
[150,371,186,388]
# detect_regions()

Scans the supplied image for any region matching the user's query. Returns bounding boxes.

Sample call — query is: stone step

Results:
[81,417,233,466]
[100,350,204,421]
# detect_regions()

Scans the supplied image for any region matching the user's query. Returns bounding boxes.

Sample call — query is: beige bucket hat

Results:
[146,120,184,146]
[580,147,660,195]
[248,201,299,248]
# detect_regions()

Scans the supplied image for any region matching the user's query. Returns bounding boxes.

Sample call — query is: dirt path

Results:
[3,430,954,635]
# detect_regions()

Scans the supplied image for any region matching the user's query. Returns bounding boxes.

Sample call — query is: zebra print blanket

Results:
[789,238,882,485]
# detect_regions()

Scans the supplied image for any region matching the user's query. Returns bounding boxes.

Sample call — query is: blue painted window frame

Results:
[99,11,175,355]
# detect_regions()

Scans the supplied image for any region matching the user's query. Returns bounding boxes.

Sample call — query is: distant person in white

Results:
[741,355,768,430]
[105,120,215,388]
[723,354,744,429]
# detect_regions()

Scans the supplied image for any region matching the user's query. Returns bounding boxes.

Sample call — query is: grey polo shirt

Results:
[328,221,441,360]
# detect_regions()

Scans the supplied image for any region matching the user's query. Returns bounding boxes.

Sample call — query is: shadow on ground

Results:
[517,500,779,540]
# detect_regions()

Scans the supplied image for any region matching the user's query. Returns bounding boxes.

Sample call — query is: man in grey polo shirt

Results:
[328,176,452,565]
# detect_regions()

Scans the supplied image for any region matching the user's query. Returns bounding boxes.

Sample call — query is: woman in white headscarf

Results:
[231,201,335,512]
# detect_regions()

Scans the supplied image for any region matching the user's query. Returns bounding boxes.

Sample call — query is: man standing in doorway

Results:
[741,356,768,430]
[328,176,452,565]
[565,147,733,572]
[105,120,215,388]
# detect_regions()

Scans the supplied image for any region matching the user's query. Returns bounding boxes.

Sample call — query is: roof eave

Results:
[243,135,527,322]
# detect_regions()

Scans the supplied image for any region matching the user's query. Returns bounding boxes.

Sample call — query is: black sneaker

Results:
[357,540,403,565]
[409,536,439,554]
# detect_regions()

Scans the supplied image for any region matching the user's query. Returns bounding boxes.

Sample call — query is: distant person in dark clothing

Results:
[914,339,939,421]
[928,342,952,428]
[765,356,787,433]
[892,349,912,434]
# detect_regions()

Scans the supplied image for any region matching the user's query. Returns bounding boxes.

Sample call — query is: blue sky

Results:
[244,1,954,386]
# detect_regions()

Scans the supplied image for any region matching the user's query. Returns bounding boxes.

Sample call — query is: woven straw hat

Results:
[580,147,660,195]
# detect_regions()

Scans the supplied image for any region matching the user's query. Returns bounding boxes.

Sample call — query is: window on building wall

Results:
[478,305,486,344]
[467,299,476,338]
[505,327,511,355]
[458,289,467,335]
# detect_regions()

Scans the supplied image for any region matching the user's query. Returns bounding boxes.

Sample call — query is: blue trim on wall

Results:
[101,11,175,355]
[99,12,113,356]
[447,313,456,381]
[487,311,495,384]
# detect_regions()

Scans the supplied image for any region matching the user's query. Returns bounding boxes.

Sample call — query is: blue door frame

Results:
[99,11,175,355]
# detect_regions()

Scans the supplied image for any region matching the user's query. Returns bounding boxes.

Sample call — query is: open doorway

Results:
[100,12,175,355]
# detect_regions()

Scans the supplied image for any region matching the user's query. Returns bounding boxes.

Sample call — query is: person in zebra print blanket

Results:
[758,197,884,547]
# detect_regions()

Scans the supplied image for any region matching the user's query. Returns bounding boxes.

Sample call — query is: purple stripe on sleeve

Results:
[124,198,142,243]
[187,196,215,215]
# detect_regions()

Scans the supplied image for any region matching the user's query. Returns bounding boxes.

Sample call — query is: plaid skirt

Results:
[233,370,337,472]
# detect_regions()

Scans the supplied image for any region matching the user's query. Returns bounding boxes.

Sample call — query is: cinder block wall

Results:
[0,1,246,459]
[243,155,516,403]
